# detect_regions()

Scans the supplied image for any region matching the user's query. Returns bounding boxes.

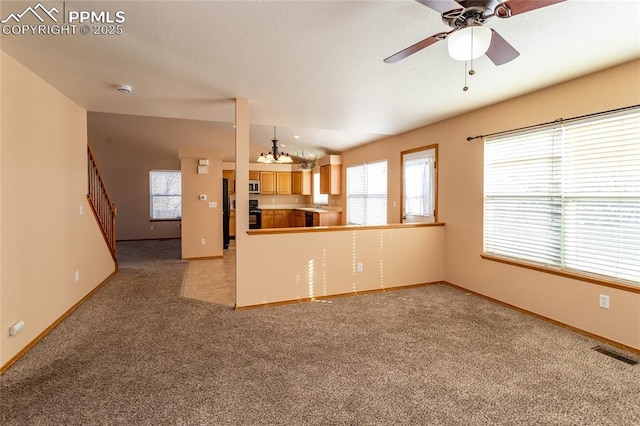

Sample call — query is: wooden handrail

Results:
[87,144,117,262]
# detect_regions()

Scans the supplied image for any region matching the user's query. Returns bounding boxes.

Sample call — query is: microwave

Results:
[249,180,260,194]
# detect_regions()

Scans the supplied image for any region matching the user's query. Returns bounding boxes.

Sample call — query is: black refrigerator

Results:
[222,178,230,249]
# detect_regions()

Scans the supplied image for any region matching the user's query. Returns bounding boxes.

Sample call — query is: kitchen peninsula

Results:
[260,206,342,229]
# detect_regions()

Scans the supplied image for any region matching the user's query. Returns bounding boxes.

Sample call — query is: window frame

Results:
[400,144,438,223]
[482,109,640,291]
[346,160,388,226]
[149,170,182,221]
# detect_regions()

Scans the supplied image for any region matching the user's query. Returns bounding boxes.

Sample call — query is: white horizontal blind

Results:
[150,170,182,219]
[347,160,388,225]
[313,172,328,205]
[484,109,640,285]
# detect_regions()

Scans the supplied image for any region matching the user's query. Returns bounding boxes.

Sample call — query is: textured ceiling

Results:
[2,0,639,161]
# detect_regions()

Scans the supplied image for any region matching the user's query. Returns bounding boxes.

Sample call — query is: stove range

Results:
[249,200,261,229]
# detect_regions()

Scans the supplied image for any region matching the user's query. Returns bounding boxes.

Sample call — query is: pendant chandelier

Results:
[257,126,292,164]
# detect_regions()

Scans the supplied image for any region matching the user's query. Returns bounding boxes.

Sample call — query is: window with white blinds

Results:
[150,170,182,220]
[484,109,640,286]
[347,160,388,225]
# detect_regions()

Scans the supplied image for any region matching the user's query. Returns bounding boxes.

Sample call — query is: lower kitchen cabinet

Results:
[274,209,288,228]
[229,210,236,237]
[261,210,274,229]
[315,211,341,226]
[262,209,289,229]
[261,209,341,229]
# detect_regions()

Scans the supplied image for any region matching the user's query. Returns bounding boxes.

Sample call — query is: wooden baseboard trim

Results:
[183,255,224,261]
[234,282,440,311]
[116,237,181,242]
[0,269,118,375]
[443,281,640,356]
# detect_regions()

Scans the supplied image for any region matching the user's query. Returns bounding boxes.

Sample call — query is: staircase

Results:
[87,144,117,262]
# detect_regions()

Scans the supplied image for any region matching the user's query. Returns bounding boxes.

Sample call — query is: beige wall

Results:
[342,60,640,350]
[179,147,224,259]
[88,113,236,241]
[237,226,445,307]
[0,51,116,367]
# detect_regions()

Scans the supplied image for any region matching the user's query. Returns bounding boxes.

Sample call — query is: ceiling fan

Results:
[384,0,566,65]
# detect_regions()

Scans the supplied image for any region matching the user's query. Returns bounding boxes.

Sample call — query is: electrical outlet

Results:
[357,263,363,273]
[200,238,206,245]
[599,294,610,309]
[75,270,80,282]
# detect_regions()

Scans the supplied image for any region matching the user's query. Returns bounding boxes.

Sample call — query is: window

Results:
[484,109,640,285]
[402,146,437,223]
[150,170,182,220]
[347,160,388,225]
[313,172,328,205]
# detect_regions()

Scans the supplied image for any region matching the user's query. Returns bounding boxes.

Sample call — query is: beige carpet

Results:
[1,239,638,425]
[181,240,235,307]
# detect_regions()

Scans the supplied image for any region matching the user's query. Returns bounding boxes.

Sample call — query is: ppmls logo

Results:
[1,2,59,24]
[2,2,126,36]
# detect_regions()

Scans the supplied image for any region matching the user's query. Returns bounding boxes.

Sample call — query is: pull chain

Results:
[463,26,477,91]
[463,61,468,91]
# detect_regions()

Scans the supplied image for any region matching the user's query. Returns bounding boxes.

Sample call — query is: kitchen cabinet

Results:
[274,209,288,228]
[261,209,290,229]
[320,164,341,195]
[249,170,260,180]
[261,210,274,228]
[294,210,305,227]
[292,171,311,195]
[276,172,292,195]
[287,209,296,227]
[260,171,276,194]
[223,170,235,194]
[316,211,341,226]
[230,210,236,236]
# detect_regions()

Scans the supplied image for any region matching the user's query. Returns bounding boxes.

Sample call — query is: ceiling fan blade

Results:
[495,0,566,18]
[485,29,520,65]
[415,0,463,14]
[383,32,447,63]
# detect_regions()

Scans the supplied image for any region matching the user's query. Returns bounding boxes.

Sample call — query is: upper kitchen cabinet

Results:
[276,172,292,195]
[260,171,291,195]
[260,171,276,194]
[319,155,342,195]
[292,170,311,195]
[249,170,260,180]
[320,164,341,195]
[223,170,235,194]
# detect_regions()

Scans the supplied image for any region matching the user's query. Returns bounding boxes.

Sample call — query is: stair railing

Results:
[87,144,117,261]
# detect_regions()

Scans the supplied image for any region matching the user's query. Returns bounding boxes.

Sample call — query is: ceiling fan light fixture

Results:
[447,25,492,61]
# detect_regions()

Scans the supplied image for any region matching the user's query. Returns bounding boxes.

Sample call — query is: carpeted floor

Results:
[1,239,638,425]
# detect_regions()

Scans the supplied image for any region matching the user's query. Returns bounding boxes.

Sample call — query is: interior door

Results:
[402,146,437,223]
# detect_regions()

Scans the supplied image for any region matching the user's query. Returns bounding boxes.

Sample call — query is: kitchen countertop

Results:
[259,206,341,214]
